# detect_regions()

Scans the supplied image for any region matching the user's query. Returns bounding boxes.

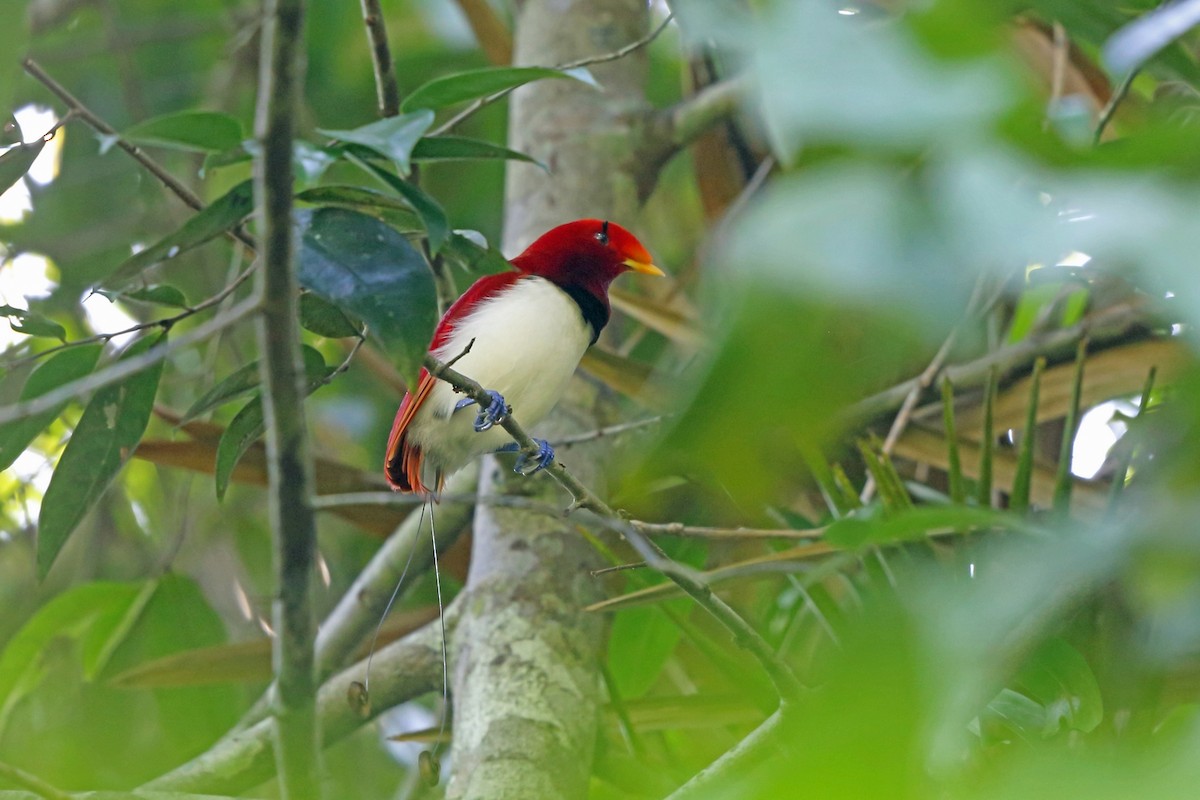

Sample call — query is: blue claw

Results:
[458,390,509,432]
[513,438,555,476]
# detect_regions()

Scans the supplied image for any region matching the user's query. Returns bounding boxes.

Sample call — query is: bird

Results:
[384,218,663,495]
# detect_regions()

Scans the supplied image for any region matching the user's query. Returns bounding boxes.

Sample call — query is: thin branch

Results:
[0,297,259,427]
[552,415,667,447]
[144,618,447,795]
[0,760,71,800]
[3,264,257,370]
[359,0,400,117]
[664,76,746,152]
[630,520,826,541]
[454,0,513,65]
[253,0,320,791]
[665,708,789,800]
[21,58,257,252]
[423,353,805,704]
[429,12,674,137]
[842,299,1153,426]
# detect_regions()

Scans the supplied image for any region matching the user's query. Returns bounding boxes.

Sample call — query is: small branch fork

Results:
[423,353,805,705]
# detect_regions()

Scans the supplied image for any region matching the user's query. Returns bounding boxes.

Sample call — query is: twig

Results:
[0,296,259,427]
[552,415,666,447]
[0,759,71,800]
[591,562,646,576]
[2,265,257,370]
[665,708,788,800]
[21,58,257,252]
[423,353,805,704]
[1094,68,1138,144]
[843,299,1152,426]
[359,0,400,117]
[253,0,321,791]
[860,278,990,503]
[429,13,674,137]
[665,76,746,151]
[630,521,827,541]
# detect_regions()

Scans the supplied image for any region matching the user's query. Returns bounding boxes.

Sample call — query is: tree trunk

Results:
[444,1,650,797]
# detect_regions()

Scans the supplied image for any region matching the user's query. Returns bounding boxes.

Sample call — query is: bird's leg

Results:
[454,390,509,432]
[495,439,556,475]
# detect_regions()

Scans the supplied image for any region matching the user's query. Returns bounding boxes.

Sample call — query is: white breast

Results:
[407,276,593,476]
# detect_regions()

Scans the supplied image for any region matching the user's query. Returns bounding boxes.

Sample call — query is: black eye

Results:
[595,220,610,246]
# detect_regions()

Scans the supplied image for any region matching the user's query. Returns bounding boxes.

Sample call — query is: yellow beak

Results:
[623,257,665,277]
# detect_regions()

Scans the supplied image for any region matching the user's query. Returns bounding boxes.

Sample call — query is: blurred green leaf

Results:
[117,285,190,308]
[297,207,437,386]
[981,687,1049,742]
[37,333,166,578]
[114,111,245,154]
[0,305,65,341]
[1103,0,1200,74]
[0,581,147,733]
[104,179,254,287]
[213,346,330,499]
[607,599,690,700]
[318,110,435,176]
[0,139,45,197]
[299,292,361,339]
[400,66,598,112]
[0,344,102,471]
[1016,637,1103,734]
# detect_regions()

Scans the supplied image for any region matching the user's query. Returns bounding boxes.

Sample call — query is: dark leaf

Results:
[0,139,45,197]
[1016,638,1104,734]
[37,333,166,578]
[104,179,254,287]
[296,185,421,229]
[213,347,330,499]
[122,285,190,308]
[400,65,598,112]
[180,362,261,425]
[299,292,361,339]
[113,111,245,154]
[411,136,545,169]
[0,344,103,471]
[297,207,437,385]
[350,155,450,254]
[318,110,435,176]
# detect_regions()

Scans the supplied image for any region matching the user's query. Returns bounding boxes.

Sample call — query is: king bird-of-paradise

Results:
[384,218,663,494]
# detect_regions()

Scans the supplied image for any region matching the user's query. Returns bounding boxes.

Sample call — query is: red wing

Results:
[384,367,436,493]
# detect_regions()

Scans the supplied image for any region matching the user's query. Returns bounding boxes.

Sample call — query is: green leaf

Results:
[123,285,190,307]
[299,292,361,339]
[400,65,598,112]
[213,347,330,499]
[296,185,421,229]
[37,333,166,578]
[318,110,435,176]
[825,505,1021,549]
[1010,357,1045,514]
[981,687,1049,743]
[185,344,328,426]
[115,111,245,154]
[350,154,450,254]
[1016,638,1104,734]
[0,305,66,341]
[297,207,437,386]
[412,136,545,169]
[0,344,103,471]
[941,377,965,505]
[104,179,254,287]
[0,581,148,734]
[441,232,512,277]
[607,600,690,700]
[0,139,45,197]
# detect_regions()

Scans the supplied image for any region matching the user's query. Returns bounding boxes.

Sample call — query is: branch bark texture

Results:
[252,0,320,794]
[443,1,651,797]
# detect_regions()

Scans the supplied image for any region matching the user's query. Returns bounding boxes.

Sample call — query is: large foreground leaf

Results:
[37,334,166,577]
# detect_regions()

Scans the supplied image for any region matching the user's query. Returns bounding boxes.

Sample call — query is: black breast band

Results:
[559,285,609,345]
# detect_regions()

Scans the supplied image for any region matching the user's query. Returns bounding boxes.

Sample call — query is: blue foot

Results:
[513,438,555,476]
[455,390,509,432]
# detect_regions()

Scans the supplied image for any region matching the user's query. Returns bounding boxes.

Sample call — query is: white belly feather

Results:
[407,276,592,476]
